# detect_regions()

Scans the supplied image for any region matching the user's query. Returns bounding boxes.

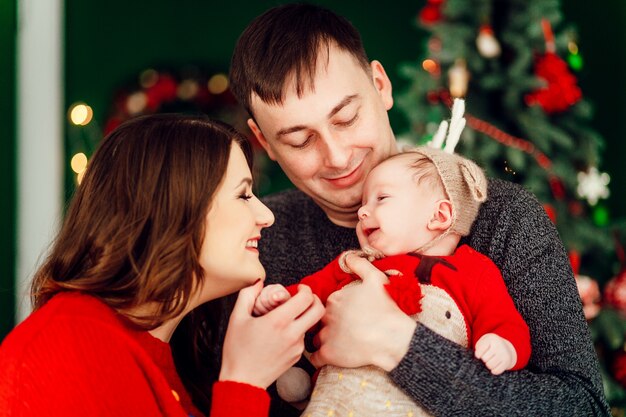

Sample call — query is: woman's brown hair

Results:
[31,113,253,410]
[30,114,252,412]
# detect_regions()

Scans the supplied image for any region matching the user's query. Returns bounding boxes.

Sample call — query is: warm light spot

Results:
[326,410,334,417]
[360,379,368,388]
[69,103,93,126]
[140,69,159,88]
[77,170,86,185]
[126,92,147,115]
[385,400,392,409]
[422,59,439,74]
[208,74,229,94]
[71,152,88,174]
[338,372,343,380]
[177,79,199,100]
[568,41,579,55]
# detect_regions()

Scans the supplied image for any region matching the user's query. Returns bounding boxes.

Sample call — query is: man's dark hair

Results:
[230,3,370,116]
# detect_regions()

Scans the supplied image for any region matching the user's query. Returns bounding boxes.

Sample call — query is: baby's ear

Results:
[429,199,453,231]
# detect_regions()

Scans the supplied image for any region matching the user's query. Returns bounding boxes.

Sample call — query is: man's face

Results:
[248,44,397,227]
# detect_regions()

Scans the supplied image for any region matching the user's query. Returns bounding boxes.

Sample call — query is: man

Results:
[229,3,610,416]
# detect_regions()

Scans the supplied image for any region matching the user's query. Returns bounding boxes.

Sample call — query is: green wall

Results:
[0,0,16,340]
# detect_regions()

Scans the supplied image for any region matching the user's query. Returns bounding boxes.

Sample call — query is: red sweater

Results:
[0,292,269,417]
[291,245,531,369]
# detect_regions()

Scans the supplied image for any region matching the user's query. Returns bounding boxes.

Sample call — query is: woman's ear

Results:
[428,199,453,231]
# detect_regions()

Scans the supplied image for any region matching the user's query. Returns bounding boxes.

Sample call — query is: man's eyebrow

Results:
[276,124,308,138]
[328,94,359,118]
[275,94,360,139]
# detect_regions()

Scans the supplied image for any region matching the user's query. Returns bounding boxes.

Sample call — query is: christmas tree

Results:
[396,0,626,410]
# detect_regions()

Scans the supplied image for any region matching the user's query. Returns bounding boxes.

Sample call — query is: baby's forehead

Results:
[370,154,416,177]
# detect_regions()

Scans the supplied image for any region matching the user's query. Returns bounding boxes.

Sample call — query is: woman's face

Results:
[196,143,275,303]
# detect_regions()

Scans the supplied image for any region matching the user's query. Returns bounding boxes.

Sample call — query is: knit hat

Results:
[410,146,487,237]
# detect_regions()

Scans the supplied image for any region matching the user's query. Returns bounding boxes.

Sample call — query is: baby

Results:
[255,147,531,416]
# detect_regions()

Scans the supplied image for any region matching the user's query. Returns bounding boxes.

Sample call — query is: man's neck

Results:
[325,210,359,228]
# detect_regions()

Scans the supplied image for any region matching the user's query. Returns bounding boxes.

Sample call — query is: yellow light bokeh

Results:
[71,152,88,174]
[208,74,229,94]
[77,170,86,185]
[69,103,93,126]
[568,41,579,55]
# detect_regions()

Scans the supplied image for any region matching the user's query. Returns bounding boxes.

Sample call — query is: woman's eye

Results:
[377,195,388,201]
[239,193,253,201]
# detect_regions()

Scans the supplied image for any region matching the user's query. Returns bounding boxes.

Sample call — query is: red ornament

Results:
[419,0,445,25]
[575,274,601,320]
[419,5,442,25]
[525,52,582,114]
[144,74,178,111]
[612,350,626,388]
[604,269,626,315]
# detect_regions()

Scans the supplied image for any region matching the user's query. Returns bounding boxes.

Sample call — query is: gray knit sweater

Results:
[260,178,610,417]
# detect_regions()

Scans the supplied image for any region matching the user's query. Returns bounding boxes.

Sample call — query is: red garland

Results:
[525,52,582,114]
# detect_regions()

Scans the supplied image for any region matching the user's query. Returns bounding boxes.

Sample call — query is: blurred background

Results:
[2,0,626,411]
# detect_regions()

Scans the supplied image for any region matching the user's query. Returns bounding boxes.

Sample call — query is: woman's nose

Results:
[256,200,275,228]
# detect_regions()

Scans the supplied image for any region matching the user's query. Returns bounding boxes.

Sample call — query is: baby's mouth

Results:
[363,227,379,237]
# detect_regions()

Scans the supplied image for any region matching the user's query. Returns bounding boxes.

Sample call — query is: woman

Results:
[0,114,324,416]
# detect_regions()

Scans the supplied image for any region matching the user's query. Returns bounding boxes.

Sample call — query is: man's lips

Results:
[323,160,365,188]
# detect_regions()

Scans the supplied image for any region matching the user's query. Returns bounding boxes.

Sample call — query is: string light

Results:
[69,103,93,126]
[207,74,229,94]
[71,152,88,174]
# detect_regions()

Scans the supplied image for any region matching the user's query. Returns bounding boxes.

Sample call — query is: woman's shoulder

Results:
[1,292,127,359]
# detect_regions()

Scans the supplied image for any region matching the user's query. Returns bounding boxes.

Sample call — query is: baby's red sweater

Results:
[0,292,269,417]
[289,245,531,370]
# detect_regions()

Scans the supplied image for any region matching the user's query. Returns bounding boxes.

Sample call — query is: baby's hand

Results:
[253,284,291,316]
[474,333,517,375]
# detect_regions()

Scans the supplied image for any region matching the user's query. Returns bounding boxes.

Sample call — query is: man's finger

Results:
[345,255,387,284]
[293,295,325,334]
[309,346,329,368]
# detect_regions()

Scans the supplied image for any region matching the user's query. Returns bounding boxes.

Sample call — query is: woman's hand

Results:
[220,281,324,389]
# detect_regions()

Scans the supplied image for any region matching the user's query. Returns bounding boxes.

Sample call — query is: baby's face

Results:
[357,156,442,256]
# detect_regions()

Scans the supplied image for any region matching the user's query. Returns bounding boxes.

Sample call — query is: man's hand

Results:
[310,255,417,372]
[474,333,517,375]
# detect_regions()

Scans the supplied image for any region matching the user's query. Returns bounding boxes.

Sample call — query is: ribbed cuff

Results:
[211,381,270,416]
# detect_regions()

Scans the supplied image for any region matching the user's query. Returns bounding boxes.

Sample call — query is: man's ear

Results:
[370,60,393,111]
[428,199,453,231]
[247,118,277,160]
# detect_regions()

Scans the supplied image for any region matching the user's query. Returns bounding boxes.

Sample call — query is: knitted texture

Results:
[410,146,487,237]
[0,292,270,417]
[260,178,610,417]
